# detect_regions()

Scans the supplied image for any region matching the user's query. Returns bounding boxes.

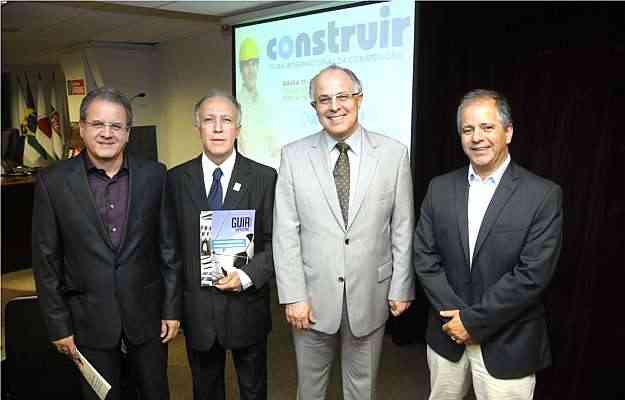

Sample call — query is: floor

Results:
[1,269,432,399]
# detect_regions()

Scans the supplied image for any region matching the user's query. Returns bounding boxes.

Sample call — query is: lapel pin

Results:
[233,182,241,192]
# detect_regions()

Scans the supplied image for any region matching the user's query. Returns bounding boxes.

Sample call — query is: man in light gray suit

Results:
[273,64,415,400]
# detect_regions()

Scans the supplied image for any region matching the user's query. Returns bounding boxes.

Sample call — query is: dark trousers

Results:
[186,338,267,400]
[78,336,169,400]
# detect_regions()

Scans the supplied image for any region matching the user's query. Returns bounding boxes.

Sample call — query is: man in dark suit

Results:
[414,89,563,399]
[167,91,276,400]
[32,87,181,400]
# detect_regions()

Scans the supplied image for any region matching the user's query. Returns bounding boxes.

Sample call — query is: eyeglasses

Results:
[311,91,362,107]
[84,120,129,133]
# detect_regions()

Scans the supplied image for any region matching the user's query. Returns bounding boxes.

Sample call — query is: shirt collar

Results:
[468,155,511,185]
[82,150,128,175]
[324,125,362,156]
[202,150,236,178]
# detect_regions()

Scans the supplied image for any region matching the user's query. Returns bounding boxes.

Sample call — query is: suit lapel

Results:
[118,156,134,250]
[472,163,519,260]
[183,153,251,212]
[307,133,345,230]
[223,154,250,210]
[183,156,209,211]
[65,156,115,250]
[455,168,470,267]
[348,129,379,230]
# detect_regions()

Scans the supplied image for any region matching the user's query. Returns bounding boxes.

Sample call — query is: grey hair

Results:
[80,87,133,126]
[456,89,513,133]
[308,64,363,100]
[193,90,242,128]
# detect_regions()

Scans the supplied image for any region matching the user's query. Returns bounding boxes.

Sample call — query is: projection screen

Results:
[233,1,416,168]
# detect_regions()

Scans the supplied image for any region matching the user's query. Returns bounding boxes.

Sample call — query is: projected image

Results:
[237,38,281,168]
[234,2,416,168]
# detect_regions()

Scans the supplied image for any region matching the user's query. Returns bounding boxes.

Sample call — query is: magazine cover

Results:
[199,210,255,286]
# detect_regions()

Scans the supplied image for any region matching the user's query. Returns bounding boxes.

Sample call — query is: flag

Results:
[35,78,57,160]
[19,76,52,167]
[49,81,65,159]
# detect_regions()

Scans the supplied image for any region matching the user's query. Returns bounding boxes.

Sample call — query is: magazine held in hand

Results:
[200,210,255,286]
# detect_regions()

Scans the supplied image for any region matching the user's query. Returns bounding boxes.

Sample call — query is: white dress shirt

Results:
[467,156,511,268]
[324,126,363,210]
[201,151,252,289]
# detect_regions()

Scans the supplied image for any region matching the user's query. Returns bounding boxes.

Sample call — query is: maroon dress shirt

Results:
[83,152,129,249]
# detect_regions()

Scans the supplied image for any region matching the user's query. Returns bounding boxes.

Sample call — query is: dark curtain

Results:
[407,3,625,399]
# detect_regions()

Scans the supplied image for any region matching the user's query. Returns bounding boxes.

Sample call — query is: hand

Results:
[53,335,82,365]
[285,301,315,330]
[389,300,411,317]
[215,270,242,292]
[160,320,181,343]
[440,310,473,345]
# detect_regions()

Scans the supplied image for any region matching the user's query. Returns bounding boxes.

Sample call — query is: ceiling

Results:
[1,1,297,65]
[109,1,288,16]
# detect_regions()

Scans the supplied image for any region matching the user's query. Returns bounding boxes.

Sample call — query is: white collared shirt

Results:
[202,151,236,203]
[324,126,363,210]
[467,156,511,267]
[201,150,252,289]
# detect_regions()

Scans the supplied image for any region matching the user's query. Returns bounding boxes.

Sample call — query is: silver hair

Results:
[193,90,242,128]
[308,64,363,100]
[457,89,513,133]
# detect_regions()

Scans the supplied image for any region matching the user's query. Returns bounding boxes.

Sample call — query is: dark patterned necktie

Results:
[333,142,350,227]
[207,168,223,210]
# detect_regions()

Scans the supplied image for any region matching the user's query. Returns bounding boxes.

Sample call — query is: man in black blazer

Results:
[32,87,181,400]
[414,89,563,399]
[167,91,276,400]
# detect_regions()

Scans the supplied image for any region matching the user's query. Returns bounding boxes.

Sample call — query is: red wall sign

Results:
[67,79,86,95]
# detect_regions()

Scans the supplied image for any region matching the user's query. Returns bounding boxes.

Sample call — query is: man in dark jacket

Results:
[32,87,181,400]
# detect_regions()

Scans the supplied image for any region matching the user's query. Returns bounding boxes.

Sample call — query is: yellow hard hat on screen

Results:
[240,38,259,61]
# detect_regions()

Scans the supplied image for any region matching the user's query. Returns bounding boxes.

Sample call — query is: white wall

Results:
[155,24,233,168]
[83,46,160,127]
[65,24,233,168]
[58,51,87,122]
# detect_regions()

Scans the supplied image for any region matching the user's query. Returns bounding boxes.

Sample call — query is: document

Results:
[75,349,111,400]
[200,209,255,286]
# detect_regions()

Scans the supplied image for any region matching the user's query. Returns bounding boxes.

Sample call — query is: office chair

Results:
[3,295,82,399]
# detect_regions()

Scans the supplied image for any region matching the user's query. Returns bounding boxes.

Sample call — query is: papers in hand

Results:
[75,349,112,400]
[200,210,255,286]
